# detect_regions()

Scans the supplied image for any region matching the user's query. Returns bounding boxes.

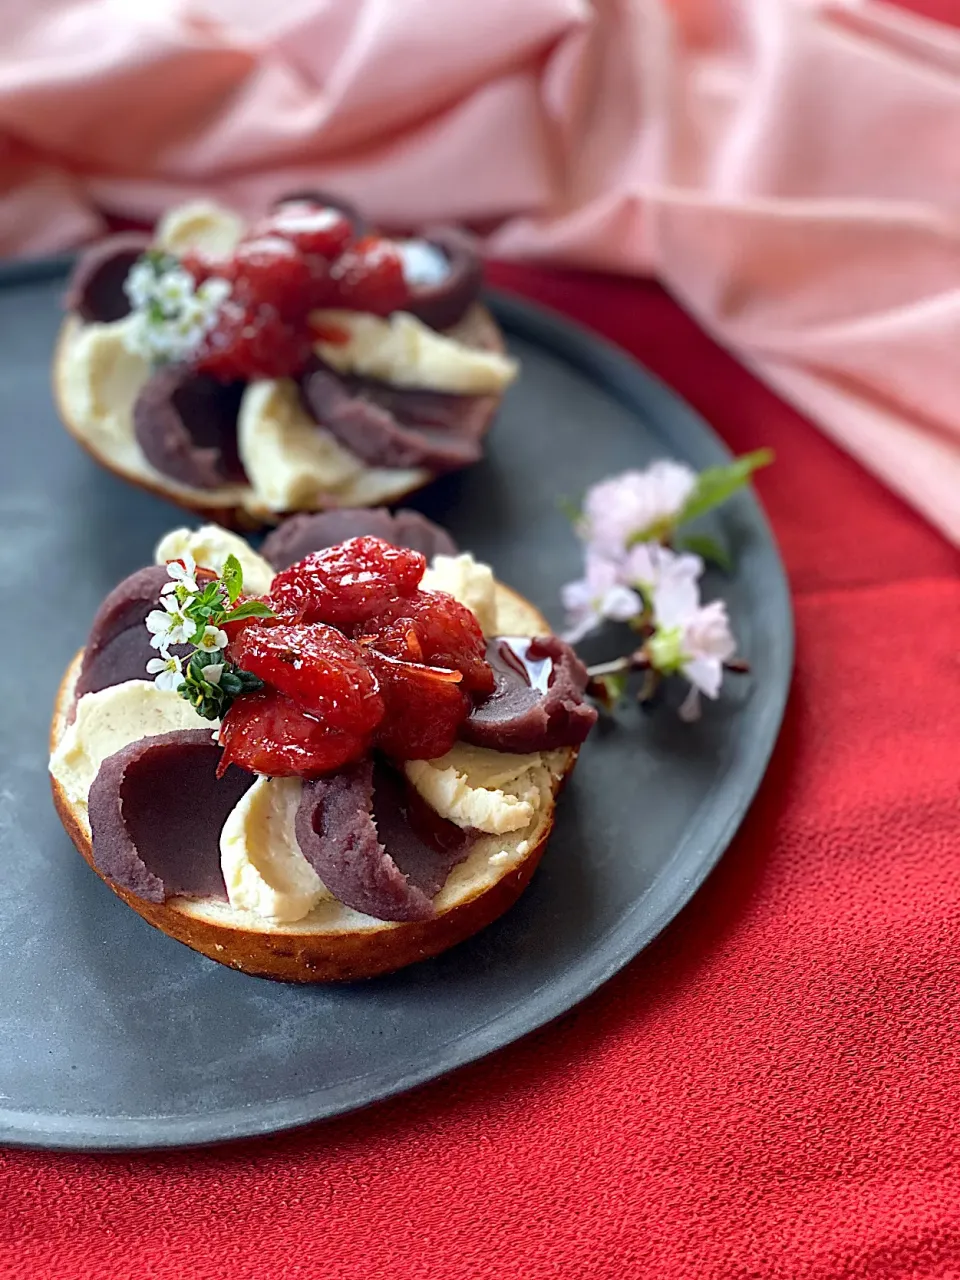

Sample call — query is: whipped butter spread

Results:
[154,201,245,260]
[154,525,275,596]
[420,553,498,635]
[312,309,518,395]
[220,776,329,922]
[237,378,365,512]
[404,744,544,835]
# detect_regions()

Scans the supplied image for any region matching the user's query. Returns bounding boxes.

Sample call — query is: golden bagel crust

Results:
[52,304,508,531]
[49,587,579,982]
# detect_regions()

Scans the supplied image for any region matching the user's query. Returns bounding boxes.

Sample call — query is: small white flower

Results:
[581,461,698,557]
[648,569,701,636]
[121,260,228,364]
[171,321,206,354]
[561,552,642,643]
[679,600,737,699]
[200,662,224,686]
[622,541,703,597]
[123,261,157,311]
[153,267,196,313]
[146,593,195,648]
[146,652,184,692]
[121,310,155,359]
[145,607,175,650]
[161,552,199,597]
[648,577,737,706]
[178,296,208,327]
[197,625,229,654]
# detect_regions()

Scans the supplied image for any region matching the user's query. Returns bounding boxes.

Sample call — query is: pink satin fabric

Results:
[3,0,960,544]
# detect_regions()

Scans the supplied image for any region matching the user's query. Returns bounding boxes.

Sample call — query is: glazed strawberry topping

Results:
[178,199,416,381]
[367,653,471,762]
[229,623,384,730]
[356,590,495,695]
[253,203,353,261]
[225,236,317,315]
[218,689,370,778]
[193,298,315,382]
[325,236,409,316]
[269,536,426,627]
[217,536,493,777]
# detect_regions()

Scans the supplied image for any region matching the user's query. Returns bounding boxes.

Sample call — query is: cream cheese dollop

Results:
[237,378,366,512]
[153,201,245,259]
[50,681,214,814]
[59,315,151,466]
[420,553,498,635]
[154,526,275,597]
[404,743,544,835]
[311,309,518,395]
[220,777,329,923]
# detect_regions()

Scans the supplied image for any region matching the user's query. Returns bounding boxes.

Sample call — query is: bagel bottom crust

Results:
[49,633,576,983]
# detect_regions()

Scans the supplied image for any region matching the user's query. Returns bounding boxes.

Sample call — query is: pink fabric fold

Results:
[3,0,960,543]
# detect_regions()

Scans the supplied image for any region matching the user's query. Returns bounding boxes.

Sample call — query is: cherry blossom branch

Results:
[560,455,771,719]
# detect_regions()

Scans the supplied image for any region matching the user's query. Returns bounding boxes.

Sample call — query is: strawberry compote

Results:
[181,198,415,382]
[218,537,493,776]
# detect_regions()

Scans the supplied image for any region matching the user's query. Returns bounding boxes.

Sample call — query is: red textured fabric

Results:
[3,265,959,1279]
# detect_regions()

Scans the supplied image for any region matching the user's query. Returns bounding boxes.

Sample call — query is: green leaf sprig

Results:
[178,554,274,720]
[147,552,275,721]
[625,448,773,566]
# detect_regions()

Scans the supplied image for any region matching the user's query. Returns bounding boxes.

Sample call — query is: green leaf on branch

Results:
[589,671,629,710]
[179,652,264,722]
[221,554,244,606]
[678,449,773,526]
[558,495,582,523]
[221,599,276,625]
[675,532,733,573]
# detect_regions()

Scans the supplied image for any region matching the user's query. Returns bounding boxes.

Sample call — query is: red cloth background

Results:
[1,262,959,1278]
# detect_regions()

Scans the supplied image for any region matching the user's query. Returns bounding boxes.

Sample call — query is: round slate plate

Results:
[0,261,792,1151]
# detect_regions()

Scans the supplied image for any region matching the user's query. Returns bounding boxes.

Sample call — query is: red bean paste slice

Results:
[261,507,456,571]
[294,759,473,923]
[133,364,247,490]
[77,566,188,701]
[298,360,494,472]
[403,226,483,332]
[64,233,152,324]
[87,730,254,904]
[461,636,598,754]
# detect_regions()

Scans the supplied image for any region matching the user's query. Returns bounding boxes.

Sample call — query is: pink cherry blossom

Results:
[580,461,698,557]
[650,577,737,718]
[622,541,703,597]
[561,552,643,643]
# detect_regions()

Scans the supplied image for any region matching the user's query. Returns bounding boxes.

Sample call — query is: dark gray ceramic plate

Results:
[0,260,792,1151]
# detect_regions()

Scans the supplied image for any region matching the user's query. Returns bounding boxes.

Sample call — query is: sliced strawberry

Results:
[226,236,315,318]
[268,537,426,628]
[194,299,313,381]
[356,589,494,695]
[326,236,410,315]
[368,652,470,761]
[218,688,369,778]
[229,622,384,732]
[254,203,354,262]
